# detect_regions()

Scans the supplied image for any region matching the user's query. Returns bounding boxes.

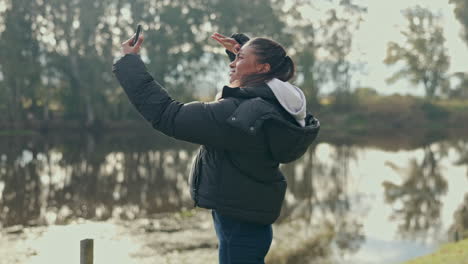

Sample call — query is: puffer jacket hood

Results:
[221,83,320,164]
[266,111,319,163]
[267,78,307,127]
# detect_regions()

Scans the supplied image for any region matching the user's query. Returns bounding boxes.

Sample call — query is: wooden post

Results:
[80,239,94,264]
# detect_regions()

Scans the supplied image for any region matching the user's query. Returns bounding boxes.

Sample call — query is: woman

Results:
[113,32,319,264]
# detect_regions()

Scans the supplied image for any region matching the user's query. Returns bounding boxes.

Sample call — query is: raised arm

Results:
[112,36,262,152]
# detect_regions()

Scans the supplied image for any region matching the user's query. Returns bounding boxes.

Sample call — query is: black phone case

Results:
[132,25,142,46]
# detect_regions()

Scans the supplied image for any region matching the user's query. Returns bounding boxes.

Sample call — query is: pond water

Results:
[1,128,467,264]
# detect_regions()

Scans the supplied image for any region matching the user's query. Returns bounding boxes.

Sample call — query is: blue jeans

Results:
[212,210,273,264]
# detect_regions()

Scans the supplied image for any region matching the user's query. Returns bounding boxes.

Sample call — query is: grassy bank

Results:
[0,129,38,136]
[2,93,468,135]
[317,92,468,134]
[403,239,468,264]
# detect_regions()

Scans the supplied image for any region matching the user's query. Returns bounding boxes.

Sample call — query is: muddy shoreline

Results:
[0,209,334,264]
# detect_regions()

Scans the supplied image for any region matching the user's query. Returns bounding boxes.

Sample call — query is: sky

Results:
[347,0,468,95]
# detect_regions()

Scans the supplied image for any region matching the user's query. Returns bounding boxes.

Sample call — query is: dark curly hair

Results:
[240,37,295,87]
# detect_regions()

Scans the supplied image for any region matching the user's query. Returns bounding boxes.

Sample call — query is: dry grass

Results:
[402,239,468,264]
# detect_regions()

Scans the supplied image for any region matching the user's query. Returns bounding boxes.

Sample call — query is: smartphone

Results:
[131,25,142,46]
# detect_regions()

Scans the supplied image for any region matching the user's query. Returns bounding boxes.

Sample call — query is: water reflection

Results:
[0,131,198,228]
[383,145,448,241]
[452,140,468,179]
[448,139,468,242]
[449,193,468,242]
[270,144,365,263]
[1,132,468,263]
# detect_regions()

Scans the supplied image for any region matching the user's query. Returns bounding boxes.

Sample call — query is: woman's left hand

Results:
[121,34,144,55]
[211,32,241,54]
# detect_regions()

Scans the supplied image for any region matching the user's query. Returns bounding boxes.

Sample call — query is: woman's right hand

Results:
[121,34,144,55]
[211,33,241,54]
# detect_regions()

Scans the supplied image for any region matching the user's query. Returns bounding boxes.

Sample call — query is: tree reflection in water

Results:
[1,136,42,227]
[449,193,468,242]
[0,133,366,262]
[0,131,198,228]
[448,139,468,241]
[452,139,468,180]
[268,144,365,263]
[2,133,468,263]
[383,144,448,241]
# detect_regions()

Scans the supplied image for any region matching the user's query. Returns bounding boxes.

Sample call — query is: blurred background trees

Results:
[384,6,449,100]
[450,0,468,46]
[0,0,364,127]
[450,0,468,99]
[0,0,467,127]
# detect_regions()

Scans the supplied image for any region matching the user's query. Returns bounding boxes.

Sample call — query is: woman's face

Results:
[229,45,262,86]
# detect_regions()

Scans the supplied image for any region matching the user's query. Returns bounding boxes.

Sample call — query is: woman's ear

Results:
[257,63,271,74]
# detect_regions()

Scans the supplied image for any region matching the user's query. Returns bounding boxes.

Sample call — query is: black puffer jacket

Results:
[113,53,319,225]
